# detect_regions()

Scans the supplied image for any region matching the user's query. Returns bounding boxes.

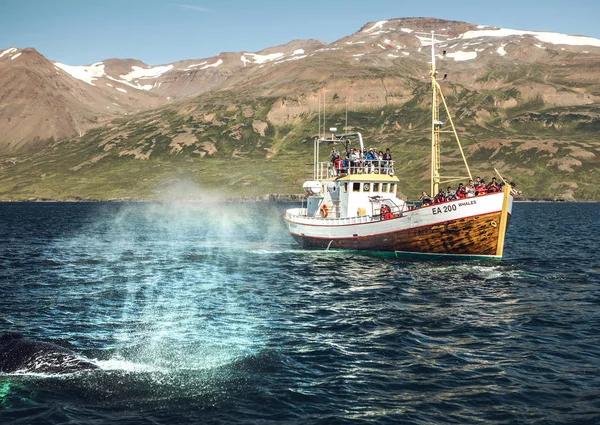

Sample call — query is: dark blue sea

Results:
[0,202,599,424]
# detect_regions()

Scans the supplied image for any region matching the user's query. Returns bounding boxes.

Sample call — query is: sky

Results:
[1,0,599,66]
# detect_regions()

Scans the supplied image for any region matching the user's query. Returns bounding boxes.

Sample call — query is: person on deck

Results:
[365,148,377,174]
[446,186,458,201]
[349,148,359,174]
[382,148,392,174]
[331,148,340,162]
[476,179,488,195]
[457,183,467,199]
[334,156,344,176]
[510,181,522,196]
[434,189,446,204]
[487,177,500,193]
[466,180,476,197]
[419,191,433,206]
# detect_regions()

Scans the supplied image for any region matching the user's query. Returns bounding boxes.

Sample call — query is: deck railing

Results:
[285,208,380,225]
[317,160,394,180]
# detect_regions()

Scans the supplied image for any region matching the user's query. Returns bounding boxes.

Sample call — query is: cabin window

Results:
[363,183,371,192]
[373,183,380,192]
[343,183,348,193]
[390,183,396,193]
[353,182,360,192]
[382,183,388,192]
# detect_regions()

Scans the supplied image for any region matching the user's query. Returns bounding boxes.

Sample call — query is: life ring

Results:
[320,204,329,218]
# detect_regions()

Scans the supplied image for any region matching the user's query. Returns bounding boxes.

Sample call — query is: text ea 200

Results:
[432,204,457,215]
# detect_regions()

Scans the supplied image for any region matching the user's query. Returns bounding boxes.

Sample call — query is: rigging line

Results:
[440,84,510,184]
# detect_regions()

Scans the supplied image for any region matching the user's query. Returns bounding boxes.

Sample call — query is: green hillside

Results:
[1,88,599,201]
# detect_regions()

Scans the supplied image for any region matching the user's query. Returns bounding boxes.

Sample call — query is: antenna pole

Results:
[318,93,321,138]
[323,92,326,137]
[345,96,348,131]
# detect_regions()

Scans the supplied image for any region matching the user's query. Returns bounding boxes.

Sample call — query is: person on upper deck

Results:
[382,148,392,175]
[349,148,359,174]
[376,150,384,174]
[331,148,340,162]
[342,155,350,175]
[334,156,344,176]
[365,148,377,173]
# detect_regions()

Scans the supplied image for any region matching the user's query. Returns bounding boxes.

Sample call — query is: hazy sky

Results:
[1,0,598,65]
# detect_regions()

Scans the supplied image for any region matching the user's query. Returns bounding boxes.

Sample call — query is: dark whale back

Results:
[0,333,99,374]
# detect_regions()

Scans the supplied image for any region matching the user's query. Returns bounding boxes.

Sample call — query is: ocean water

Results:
[0,201,599,424]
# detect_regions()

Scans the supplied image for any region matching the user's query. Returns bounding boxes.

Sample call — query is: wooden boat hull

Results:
[285,192,512,259]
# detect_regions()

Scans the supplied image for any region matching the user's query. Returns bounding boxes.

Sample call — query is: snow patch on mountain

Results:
[497,44,507,56]
[364,21,388,33]
[416,35,434,46]
[198,59,223,69]
[186,61,208,69]
[241,52,284,65]
[0,47,18,58]
[106,76,152,91]
[11,52,22,60]
[120,65,174,81]
[462,28,600,47]
[54,62,106,86]
[446,51,478,61]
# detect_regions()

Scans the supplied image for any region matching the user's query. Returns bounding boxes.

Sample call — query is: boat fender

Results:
[320,204,329,218]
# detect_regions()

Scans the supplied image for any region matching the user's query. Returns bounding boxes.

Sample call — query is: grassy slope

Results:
[1,86,599,201]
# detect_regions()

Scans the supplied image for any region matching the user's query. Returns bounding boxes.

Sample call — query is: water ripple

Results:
[0,202,599,424]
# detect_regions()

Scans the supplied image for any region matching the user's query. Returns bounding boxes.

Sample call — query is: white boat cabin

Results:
[299,132,406,222]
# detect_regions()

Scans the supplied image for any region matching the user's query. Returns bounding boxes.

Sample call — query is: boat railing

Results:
[285,208,380,225]
[317,160,395,180]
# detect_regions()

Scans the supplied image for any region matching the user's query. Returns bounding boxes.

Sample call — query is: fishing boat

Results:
[284,32,513,259]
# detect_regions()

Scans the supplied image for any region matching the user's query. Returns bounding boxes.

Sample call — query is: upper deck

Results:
[315,160,396,181]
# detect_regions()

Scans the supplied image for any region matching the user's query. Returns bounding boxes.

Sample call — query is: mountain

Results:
[1,17,600,201]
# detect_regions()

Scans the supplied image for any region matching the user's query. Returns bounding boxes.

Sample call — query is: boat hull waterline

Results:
[285,192,512,258]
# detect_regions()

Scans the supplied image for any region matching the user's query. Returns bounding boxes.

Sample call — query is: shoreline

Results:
[0,193,306,203]
[0,195,598,203]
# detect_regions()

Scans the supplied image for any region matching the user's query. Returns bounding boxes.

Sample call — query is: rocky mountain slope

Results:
[1,17,599,200]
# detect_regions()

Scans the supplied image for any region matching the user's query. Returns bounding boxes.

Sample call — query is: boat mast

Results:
[430,31,440,197]
[428,31,473,196]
